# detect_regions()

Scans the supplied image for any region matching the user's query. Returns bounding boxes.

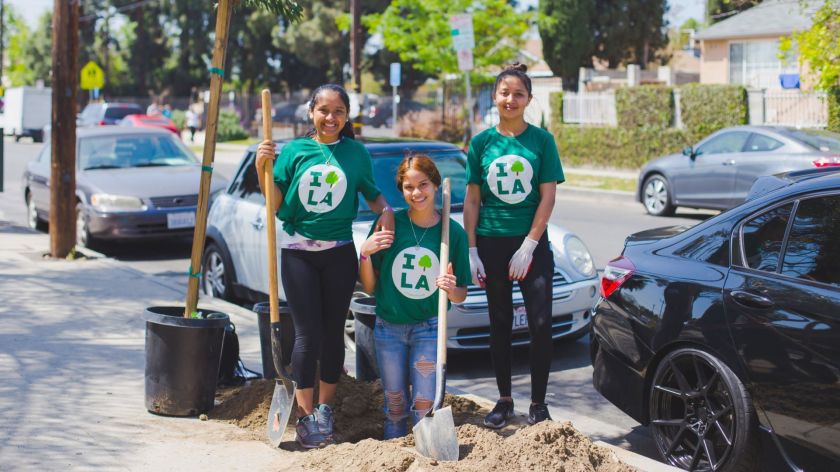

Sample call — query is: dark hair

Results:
[305,84,355,140]
[396,154,441,191]
[493,62,531,97]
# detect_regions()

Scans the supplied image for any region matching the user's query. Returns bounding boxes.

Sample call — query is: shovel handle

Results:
[431,178,450,412]
[261,89,280,325]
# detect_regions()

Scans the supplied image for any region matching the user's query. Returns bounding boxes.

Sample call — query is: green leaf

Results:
[235,0,303,23]
[510,160,525,175]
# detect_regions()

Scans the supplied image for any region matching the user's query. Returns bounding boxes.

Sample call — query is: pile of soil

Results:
[210,375,634,471]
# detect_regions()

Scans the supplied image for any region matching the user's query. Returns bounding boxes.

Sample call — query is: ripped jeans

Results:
[374,317,437,439]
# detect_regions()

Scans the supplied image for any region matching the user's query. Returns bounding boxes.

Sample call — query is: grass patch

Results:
[220,137,260,145]
[563,173,636,192]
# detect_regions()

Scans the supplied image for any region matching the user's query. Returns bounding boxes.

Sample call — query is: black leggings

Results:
[477,233,554,404]
[281,244,358,389]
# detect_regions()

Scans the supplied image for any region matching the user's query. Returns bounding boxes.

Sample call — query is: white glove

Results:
[509,237,538,280]
[469,247,486,287]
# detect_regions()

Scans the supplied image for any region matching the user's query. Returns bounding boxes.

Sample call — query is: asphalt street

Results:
[0,137,714,464]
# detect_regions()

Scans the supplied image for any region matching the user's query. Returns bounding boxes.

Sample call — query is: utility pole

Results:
[350,0,362,134]
[50,0,79,257]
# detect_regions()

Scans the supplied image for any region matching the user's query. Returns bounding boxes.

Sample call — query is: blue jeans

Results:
[374,317,438,439]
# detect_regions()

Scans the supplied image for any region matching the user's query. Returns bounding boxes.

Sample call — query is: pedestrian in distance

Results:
[255,84,395,449]
[185,107,199,143]
[358,154,470,439]
[463,63,565,429]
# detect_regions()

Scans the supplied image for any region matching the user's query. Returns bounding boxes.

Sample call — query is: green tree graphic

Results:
[325,171,339,187]
[418,255,432,271]
[511,160,525,176]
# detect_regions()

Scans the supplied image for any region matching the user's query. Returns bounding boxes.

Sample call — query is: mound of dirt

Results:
[210,375,633,471]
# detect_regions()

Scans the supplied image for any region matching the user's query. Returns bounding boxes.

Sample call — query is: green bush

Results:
[170,109,186,131]
[216,110,248,142]
[552,124,691,169]
[615,85,674,129]
[549,91,564,126]
[679,84,747,141]
[828,86,840,133]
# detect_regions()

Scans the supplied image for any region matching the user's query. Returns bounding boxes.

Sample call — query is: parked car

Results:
[363,99,430,128]
[638,126,840,216]
[78,102,144,127]
[593,167,840,471]
[204,138,599,349]
[22,127,227,247]
[118,114,179,135]
[272,103,300,124]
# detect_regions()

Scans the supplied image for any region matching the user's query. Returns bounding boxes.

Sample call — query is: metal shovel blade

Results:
[412,406,458,462]
[267,377,295,447]
[266,321,296,447]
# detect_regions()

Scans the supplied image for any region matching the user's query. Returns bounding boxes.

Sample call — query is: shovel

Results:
[260,89,297,447]
[412,177,459,462]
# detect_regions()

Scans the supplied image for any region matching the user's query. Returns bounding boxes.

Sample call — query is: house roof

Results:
[695,0,819,41]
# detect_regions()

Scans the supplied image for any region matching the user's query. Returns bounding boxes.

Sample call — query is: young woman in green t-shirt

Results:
[464,63,565,429]
[358,155,471,439]
[255,84,395,449]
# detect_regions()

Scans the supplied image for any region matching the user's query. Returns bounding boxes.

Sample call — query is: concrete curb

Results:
[557,185,637,204]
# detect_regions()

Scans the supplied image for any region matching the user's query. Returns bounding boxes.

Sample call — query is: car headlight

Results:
[90,194,146,212]
[564,235,596,278]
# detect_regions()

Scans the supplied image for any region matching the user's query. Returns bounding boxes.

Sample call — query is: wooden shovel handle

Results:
[261,89,280,324]
[437,178,451,365]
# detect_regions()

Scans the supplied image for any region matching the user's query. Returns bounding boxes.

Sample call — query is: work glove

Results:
[469,247,486,288]
[509,237,538,281]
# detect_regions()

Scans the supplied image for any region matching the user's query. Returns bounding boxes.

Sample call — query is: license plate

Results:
[166,211,195,229]
[512,305,528,330]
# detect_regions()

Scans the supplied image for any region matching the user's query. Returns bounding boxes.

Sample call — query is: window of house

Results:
[729,40,797,89]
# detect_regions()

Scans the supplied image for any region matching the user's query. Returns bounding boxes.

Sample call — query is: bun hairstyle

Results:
[396,154,442,191]
[493,62,532,97]
[305,84,355,140]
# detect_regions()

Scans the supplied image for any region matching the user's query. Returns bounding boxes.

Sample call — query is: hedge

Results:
[552,124,691,169]
[679,84,747,141]
[615,85,674,129]
[549,91,563,128]
[217,110,248,142]
[828,86,840,133]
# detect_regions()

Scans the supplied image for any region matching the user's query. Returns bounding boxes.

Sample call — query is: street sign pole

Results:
[465,72,473,140]
[390,62,401,130]
[450,14,475,141]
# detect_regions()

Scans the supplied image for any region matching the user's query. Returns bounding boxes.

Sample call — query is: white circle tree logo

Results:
[486,155,533,204]
[390,247,440,300]
[298,164,348,213]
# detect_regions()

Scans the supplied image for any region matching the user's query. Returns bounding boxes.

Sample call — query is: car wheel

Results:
[75,202,94,248]
[649,348,759,472]
[202,242,235,301]
[26,192,46,231]
[643,174,676,217]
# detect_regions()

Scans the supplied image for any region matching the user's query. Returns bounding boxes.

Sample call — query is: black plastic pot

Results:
[143,306,229,416]
[253,301,294,380]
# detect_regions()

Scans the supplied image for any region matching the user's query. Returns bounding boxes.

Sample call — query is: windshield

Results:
[787,129,840,152]
[358,151,468,219]
[104,106,143,120]
[79,134,198,170]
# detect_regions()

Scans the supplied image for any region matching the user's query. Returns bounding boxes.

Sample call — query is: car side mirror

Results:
[682,146,696,159]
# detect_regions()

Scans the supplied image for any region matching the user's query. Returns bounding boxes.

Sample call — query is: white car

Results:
[204,139,600,349]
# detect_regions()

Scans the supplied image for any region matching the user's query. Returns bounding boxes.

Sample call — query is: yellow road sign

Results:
[80,61,105,90]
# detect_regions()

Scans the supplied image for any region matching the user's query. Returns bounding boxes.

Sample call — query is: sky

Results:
[9,0,707,30]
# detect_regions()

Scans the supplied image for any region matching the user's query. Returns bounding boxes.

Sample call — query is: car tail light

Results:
[98,120,107,126]
[600,256,635,298]
[813,156,840,167]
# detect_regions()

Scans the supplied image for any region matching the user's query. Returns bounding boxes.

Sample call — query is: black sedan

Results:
[592,167,840,471]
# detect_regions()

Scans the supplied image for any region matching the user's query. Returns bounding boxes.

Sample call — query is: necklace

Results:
[314,137,341,166]
[408,211,436,248]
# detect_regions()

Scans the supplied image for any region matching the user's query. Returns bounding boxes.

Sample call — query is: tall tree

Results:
[165,0,214,96]
[126,3,170,96]
[276,0,348,84]
[781,0,840,91]
[19,11,53,86]
[3,4,34,86]
[591,0,669,68]
[538,0,594,90]
[707,0,761,23]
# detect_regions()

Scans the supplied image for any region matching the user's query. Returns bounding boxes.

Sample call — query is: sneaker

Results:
[483,399,514,429]
[295,413,327,449]
[315,404,334,440]
[528,403,552,425]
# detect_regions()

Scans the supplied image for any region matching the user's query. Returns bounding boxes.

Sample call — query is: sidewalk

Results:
[0,221,675,471]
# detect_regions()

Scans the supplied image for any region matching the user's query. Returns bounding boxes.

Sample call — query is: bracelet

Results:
[382,205,393,213]
[359,253,369,261]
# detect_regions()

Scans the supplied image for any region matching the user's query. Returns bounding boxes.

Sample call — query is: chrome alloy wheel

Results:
[203,249,227,297]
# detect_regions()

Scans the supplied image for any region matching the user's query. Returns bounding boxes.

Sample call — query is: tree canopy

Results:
[781,0,840,91]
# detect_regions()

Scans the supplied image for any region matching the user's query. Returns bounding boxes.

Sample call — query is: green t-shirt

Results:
[466,125,565,237]
[369,210,472,324]
[273,137,381,241]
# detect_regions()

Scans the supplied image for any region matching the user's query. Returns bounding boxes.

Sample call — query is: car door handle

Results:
[722,160,736,166]
[730,290,774,309]
[251,217,264,230]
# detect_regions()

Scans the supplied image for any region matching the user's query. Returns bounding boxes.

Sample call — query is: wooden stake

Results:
[261,90,280,324]
[184,0,233,317]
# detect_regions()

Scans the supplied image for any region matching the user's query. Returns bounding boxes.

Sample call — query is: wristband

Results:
[382,205,393,213]
[359,253,369,261]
